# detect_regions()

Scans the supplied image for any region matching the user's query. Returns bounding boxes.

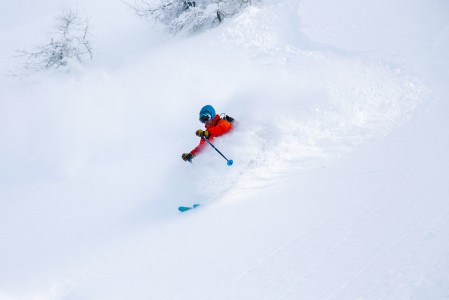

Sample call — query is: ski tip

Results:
[178,204,201,212]
[227,159,233,166]
[178,206,192,212]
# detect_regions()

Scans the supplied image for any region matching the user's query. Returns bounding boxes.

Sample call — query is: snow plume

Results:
[184,1,426,199]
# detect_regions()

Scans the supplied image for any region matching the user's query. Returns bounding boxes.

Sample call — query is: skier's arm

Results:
[190,120,232,156]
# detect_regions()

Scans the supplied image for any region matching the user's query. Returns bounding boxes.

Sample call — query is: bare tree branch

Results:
[128,0,260,34]
[15,9,93,72]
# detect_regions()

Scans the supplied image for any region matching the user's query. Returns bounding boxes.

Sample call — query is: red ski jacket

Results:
[191,114,233,156]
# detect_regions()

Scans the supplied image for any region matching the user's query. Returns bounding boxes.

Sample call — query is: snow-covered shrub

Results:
[130,0,259,33]
[16,10,93,72]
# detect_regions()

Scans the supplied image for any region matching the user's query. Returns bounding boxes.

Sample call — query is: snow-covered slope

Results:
[1,0,448,299]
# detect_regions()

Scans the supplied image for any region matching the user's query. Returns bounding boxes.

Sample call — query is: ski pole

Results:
[203,137,233,166]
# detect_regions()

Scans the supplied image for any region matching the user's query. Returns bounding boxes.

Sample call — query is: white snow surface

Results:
[1,0,449,299]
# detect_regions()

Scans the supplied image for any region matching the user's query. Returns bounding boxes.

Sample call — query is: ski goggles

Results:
[199,115,211,123]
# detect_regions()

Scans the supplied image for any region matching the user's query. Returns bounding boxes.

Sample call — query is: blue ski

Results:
[178,204,201,212]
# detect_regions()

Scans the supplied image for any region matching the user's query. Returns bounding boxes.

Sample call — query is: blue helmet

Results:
[199,105,215,123]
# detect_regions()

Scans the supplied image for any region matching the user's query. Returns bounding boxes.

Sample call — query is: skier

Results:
[182,105,234,163]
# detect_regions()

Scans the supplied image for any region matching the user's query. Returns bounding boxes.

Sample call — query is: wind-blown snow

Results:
[0,0,448,299]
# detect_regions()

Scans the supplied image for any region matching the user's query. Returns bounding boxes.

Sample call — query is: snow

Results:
[1,0,448,299]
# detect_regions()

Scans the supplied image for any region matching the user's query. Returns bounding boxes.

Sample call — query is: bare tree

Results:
[16,9,93,72]
[129,0,260,34]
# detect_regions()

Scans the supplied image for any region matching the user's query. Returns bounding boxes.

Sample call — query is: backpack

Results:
[220,113,235,124]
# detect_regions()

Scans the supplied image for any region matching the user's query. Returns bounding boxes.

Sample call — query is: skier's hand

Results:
[196,129,210,139]
[182,153,193,162]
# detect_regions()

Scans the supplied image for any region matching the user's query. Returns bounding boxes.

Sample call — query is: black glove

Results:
[196,129,210,138]
[182,152,193,162]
